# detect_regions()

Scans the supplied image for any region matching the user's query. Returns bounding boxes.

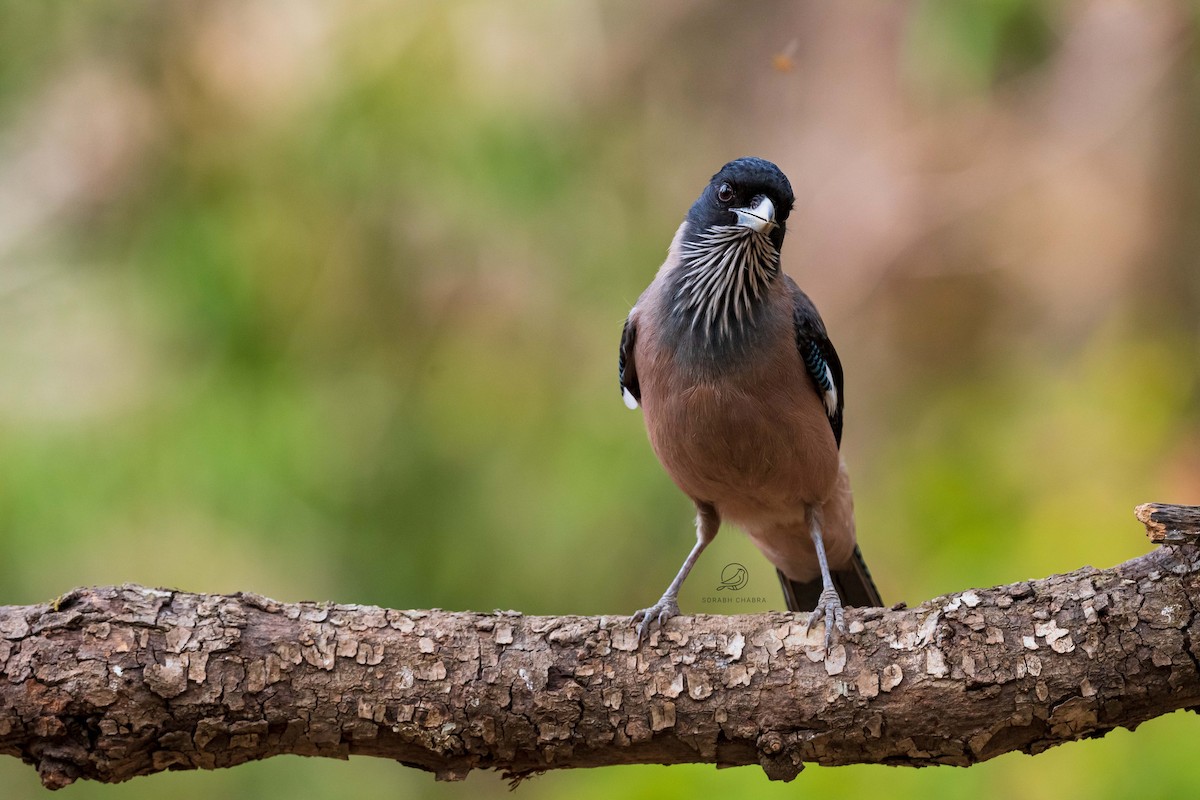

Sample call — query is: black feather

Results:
[777,546,882,611]
[786,275,844,446]
[618,315,640,404]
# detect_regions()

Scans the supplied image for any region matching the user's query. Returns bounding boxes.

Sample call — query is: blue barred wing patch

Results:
[802,340,839,419]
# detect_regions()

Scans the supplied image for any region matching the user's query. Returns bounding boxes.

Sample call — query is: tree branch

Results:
[3,504,1199,789]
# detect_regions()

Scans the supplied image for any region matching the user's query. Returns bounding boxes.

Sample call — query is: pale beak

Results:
[733,195,776,233]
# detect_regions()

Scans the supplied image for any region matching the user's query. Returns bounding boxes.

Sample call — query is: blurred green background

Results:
[2,1,1199,798]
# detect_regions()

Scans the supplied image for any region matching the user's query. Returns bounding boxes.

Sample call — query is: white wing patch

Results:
[622,387,639,410]
[822,363,838,416]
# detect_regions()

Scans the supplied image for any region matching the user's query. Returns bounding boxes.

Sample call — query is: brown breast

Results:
[635,280,840,529]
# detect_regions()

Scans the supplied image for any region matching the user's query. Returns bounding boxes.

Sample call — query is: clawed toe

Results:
[804,586,846,652]
[632,595,680,645]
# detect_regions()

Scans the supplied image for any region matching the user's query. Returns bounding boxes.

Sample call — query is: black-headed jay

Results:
[619,157,881,648]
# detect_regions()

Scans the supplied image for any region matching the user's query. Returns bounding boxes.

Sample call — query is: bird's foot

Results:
[631,594,680,645]
[804,585,846,652]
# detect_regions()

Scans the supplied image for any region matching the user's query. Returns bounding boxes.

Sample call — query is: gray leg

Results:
[803,507,846,651]
[632,503,719,644]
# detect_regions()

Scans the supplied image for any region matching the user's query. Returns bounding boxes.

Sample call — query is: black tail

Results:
[778,545,882,611]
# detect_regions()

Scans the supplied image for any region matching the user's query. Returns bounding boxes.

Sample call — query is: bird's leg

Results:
[803,507,846,651]
[633,503,718,644]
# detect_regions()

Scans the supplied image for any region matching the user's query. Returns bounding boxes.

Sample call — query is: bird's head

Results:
[684,157,795,253]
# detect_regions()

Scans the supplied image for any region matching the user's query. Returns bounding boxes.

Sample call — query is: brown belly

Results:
[640,366,840,527]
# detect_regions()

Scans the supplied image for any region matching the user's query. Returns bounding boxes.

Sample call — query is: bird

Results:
[618,157,881,648]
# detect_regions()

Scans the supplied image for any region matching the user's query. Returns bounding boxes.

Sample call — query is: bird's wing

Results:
[618,310,641,410]
[785,275,844,446]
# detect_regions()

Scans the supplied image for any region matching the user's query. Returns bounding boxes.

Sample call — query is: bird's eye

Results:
[717,183,734,203]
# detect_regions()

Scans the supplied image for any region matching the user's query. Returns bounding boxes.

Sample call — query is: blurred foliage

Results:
[906,0,1057,94]
[1,1,1199,798]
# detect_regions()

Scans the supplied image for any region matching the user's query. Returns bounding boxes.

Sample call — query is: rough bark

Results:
[2,504,1200,789]
[1137,502,1200,544]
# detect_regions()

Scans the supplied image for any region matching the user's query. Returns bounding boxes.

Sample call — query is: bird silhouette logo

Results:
[718,563,749,591]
